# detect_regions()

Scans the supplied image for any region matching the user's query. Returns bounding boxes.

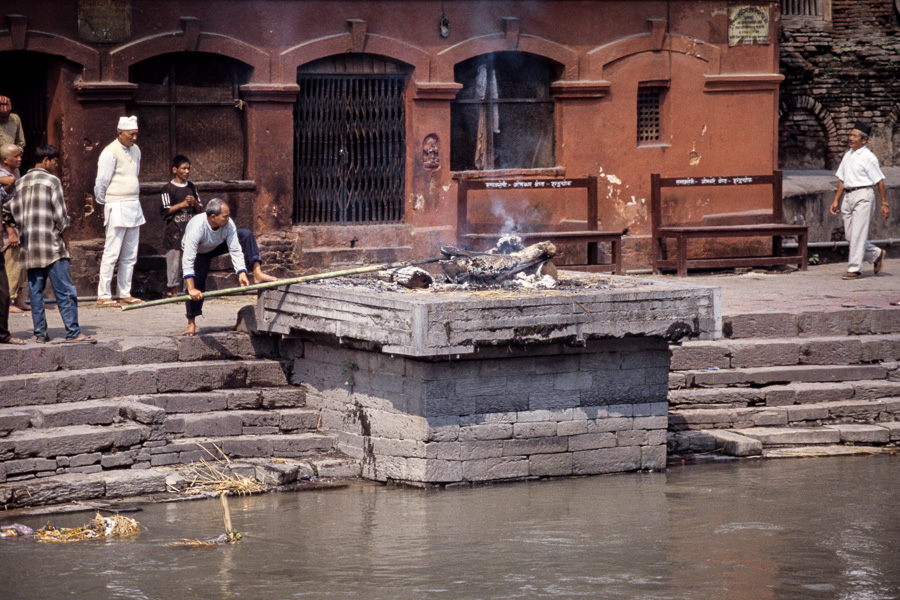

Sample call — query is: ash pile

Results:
[380,235,560,291]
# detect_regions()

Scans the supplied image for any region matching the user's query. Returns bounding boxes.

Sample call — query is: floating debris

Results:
[173,443,267,496]
[169,493,242,547]
[0,524,34,538]
[36,513,140,543]
[168,532,242,548]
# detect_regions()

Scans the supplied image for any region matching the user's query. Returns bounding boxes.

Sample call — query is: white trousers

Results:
[97,225,140,298]
[841,188,880,273]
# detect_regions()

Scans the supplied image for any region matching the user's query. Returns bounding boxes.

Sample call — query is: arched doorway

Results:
[127,52,253,182]
[294,54,408,224]
[0,51,52,169]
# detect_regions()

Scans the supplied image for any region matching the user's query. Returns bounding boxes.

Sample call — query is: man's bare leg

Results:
[183,317,197,337]
[252,261,278,283]
[11,289,29,312]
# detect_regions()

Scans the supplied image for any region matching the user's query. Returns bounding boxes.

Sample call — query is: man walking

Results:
[830,121,889,280]
[3,145,94,343]
[94,115,144,306]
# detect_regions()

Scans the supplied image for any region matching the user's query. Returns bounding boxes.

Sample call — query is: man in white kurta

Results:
[94,115,145,305]
[829,121,889,280]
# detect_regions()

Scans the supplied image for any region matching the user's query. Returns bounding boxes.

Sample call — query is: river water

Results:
[2,454,898,600]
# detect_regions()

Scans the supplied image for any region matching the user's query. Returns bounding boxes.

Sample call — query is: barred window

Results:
[781,0,824,17]
[451,52,557,172]
[637,90,661,143]
[128,53,251,181]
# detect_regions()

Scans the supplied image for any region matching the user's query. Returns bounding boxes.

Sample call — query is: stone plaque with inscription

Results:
[78,0,131,44]
[728,5,769,46]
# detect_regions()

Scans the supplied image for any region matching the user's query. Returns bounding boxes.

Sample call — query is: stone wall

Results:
[285,338,669,485]
[780,1,900,169]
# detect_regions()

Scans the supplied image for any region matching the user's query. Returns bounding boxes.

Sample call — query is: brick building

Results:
[779,0,900,169]
[0,1,784,293]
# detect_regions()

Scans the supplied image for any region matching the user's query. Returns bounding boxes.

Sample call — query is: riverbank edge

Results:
[5,446,898,521]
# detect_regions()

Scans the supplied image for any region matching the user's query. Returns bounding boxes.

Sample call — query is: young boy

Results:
[159,155,202,296]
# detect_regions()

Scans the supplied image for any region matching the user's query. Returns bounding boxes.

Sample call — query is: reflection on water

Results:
[2,455,898,599]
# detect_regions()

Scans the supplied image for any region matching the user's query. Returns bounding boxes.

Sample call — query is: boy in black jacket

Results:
[159,155,202,296]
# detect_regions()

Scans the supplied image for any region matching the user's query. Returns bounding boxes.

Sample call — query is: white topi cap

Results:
[117,115,138,130]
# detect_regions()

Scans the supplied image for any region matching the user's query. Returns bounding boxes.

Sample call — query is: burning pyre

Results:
[439,236,558,286]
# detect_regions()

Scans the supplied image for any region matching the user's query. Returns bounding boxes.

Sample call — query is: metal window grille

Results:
[128,54,249,181]
[781,0,822,16]
[637,90,661,143]
[294,75,406,224]
[451,53,556,171]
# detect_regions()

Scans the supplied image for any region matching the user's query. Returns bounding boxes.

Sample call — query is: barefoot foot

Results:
[252,271,278,284]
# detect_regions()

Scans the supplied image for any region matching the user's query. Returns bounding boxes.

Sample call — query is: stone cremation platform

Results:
[256,273,720,485]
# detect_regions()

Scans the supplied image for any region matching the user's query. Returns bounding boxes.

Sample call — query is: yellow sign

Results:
[728,5,770,46]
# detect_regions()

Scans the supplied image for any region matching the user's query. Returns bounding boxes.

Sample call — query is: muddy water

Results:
[2,455,899,600]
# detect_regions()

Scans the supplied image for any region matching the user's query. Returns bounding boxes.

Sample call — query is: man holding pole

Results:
[181,198,275,336]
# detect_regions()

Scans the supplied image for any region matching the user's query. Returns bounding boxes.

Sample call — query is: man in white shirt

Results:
[830,121,889,280]
[182,198,276,336]
[94,115,145,306]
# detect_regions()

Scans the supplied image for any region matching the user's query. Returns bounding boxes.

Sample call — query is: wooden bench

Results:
[650,171,808,276]
[456,175,624,274]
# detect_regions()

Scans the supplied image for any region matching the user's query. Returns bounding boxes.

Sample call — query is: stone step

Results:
[669,380,900,408]
[730,425,896,446]
[166,409,320,438]
[145,433,335,466]
[0,454,360,508]
[723,308,900,340]
[669,397,900,431]
[668,423,900,456]
[0,423,151,470]
[0,331,278,377]
[0,399,164,435]
[131,387,306,413]
[671,334,900,371]
[672,363,894,389]
[1,424,336,482]
[0,359,289,409]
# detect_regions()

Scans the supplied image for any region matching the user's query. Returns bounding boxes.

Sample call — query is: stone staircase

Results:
[0,332,358,508]
[667,308,900,459]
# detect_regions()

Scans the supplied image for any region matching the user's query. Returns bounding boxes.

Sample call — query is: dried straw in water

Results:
[36,513,141,543]
[174,443,267,496]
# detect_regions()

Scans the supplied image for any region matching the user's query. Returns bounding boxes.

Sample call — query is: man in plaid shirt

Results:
[2,145,95,343]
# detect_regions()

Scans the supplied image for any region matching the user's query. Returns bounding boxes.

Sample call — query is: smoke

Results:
[491,200,518,234]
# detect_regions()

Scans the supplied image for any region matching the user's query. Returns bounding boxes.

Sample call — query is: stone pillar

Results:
[240,84,299,235]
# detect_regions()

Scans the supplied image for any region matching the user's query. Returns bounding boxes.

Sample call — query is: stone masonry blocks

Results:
[292,336,669,484]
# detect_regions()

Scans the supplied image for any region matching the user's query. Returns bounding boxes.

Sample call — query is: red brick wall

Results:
[780,0,900,168]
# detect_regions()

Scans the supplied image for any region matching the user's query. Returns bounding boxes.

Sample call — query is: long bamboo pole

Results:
[121,256,443,311]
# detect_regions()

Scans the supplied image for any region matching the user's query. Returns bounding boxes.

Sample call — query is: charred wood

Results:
[440,241,557,284]
[376,266,434,289]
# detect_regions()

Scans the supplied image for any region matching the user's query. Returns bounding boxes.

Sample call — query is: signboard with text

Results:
[728,5,770,46]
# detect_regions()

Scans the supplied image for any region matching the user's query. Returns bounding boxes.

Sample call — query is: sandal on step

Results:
[64,335,97,344]
[96,298,120,307]
[119,297,144,305]
[2,337,26,345]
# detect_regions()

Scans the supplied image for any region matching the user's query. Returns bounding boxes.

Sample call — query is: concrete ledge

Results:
[703,429,763,456]
[731,426,841,446]
[832,424,891,444]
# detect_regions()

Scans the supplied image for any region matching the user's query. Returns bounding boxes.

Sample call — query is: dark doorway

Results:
[0,51,50,170]
[294,66,406,224]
